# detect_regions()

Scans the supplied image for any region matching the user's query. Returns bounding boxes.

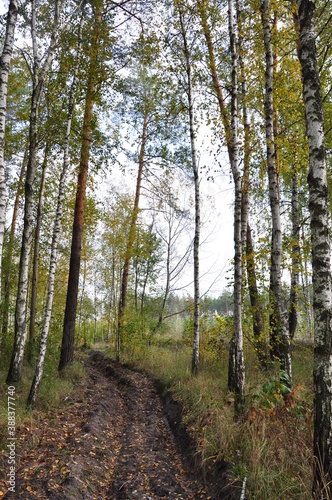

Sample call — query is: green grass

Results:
[0,350,86,472]
[110,340,314,499]
[0,339,314,498]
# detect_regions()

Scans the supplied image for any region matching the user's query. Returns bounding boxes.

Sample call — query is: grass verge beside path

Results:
[103,341,313,499]
[0,352,85,493]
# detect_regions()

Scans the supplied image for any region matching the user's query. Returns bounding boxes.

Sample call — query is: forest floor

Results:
[1,350,233,499]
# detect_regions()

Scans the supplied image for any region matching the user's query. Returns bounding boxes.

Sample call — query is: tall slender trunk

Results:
[134,236,139,310]
[78,255,86,344]
[301,242,312,338]
[198,0,245,399]
[94,268,97,344]
[59,1,102,371]
[0,0,18,301]
[101,301,103,342]
[237,0,250,257]
[28,145,48,363]
[237,0,265,365]
[156,227,171,330]
[6,0,60,383]
[260,0,292,386]
[141,223,154,315]
[227,0,245,413]
[178,6,201,375]
[116,106,148,361]
[272,11,280,202]
[27,13,84,407]
[296,0,332,494]
[1,147,27,343]
[107,300,111,341]
[197,0,232,165]
[289,172,300,339]
[246,223,266,365]
[107,250,115,341]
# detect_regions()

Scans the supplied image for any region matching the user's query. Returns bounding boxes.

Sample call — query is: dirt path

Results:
[2,351,231,499]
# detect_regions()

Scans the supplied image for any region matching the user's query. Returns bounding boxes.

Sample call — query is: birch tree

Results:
[228,0,245,412]
[260,0,291,386]
[289,171,300,339]
[0,0,18,303]
[1,146,27,343]
[236,0,265,365]
[196,0,245,405]
[27,13,84,408]
[7,0,60,383]
[28,143,49,362]
[176,3,201,375]
[296,0,332,494]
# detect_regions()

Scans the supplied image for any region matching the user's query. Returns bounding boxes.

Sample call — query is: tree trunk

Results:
[301,245,312,338]
[296,0,332,494]
[246,223,267,365]
[28,145,48,363]
[260,0,292,386]
[94,269,97,344]
[107,250,115,341]
[272,11,280,202]
[237,0,250,259]
[78,256,86,344]
[0,0,18,302]
[178,6,201,375]
[1,146,27,343]
[58,1,102,371]
[134,252,139,310]
[101,301,104,342]
[116,105,148,361]
[107,300,111,342]
[27,13,84,407]
[289,172,300,339]
[236,0,265,366]
[227,0,245,413]
[6,0,60,383]
[156,227,171,330]
[197,0,232,165]
[198,0,245,400]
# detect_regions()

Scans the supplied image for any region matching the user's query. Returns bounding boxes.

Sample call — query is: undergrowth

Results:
[116,341,313,499]
[0,349,86,476]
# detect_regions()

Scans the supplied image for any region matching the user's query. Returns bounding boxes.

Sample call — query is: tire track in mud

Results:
[2,350,232,499]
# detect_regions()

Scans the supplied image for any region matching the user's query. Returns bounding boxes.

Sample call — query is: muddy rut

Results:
[2,351,232,499]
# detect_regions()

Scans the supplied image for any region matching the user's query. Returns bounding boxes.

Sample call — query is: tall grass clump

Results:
[116,339,314,499]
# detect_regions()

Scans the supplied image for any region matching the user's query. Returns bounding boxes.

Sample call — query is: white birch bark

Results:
[7,0,60,384]
[0,0,18,302]
[1,146,28,342]
[228,0,245,412]
[296,0,332,494]
[289,172,300,339]
[260,0,292,385]
[236,0,250,257]
[78,256,86,343]
[27,14,84,407]
[28,145,48,362]
[177,6,200,375]
[94,268,97,343]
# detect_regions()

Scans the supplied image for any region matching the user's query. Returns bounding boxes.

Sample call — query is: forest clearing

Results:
[0,0,332,498]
